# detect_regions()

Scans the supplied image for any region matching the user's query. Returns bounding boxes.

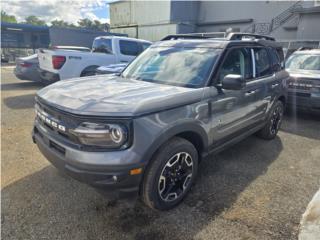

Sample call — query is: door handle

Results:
[245,90,256,96]
[271,83,279,88]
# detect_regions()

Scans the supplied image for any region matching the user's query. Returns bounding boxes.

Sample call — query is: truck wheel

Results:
[80,66,99,77]
[142,137,198,210]
[257,100,284,140]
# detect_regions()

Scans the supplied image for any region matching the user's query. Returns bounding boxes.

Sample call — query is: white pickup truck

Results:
[38,36,151,82]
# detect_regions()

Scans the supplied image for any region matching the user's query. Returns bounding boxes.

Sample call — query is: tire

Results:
[257,100,284,140]
[142,137,199,210]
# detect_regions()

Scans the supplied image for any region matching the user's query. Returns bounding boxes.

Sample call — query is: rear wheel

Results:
[142,137,198,210]
[257,100,284,140]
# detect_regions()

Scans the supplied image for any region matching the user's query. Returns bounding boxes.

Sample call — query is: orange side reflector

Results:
[130,168,142,175]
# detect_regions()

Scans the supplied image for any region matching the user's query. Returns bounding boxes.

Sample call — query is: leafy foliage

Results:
[24,15,47,26]
[1,11,108,31]
[1,11,17,23]
[50,19,76,28]
[78,18,106,31]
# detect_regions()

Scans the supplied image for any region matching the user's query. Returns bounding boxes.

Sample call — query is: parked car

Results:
[1,53,9,63]
[32,33,288,210]
[37,36,151,83]
[95,63,128,75]
[286,49,320,113]
[14,54,40,81]
[14,46,91,82]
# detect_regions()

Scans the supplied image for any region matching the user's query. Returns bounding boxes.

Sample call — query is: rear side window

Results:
[218,47,252,82]
[269,48,282,72]
[119,40,140,56]
[92,38,113,54]
[141,42,151,50]
[254,48,272,77]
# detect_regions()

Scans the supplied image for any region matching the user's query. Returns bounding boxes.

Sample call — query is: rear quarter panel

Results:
[59,52,117,80]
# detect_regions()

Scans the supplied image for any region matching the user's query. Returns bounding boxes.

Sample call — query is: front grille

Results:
[35,99,81,146]
[288,78,320,91]
[49,140,66,155]
[35,97,133,152]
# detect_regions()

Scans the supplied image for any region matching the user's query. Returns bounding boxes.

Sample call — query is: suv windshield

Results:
[286,53,320,71]
[122,46,221,88]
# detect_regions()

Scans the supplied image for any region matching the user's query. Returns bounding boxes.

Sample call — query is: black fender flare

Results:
[80,65,100,76]
[141,121,209,167]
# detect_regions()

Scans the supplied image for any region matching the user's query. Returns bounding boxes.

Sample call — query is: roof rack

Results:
[226,33,275,41]
[161,32,275,42]
[161,32,226,41]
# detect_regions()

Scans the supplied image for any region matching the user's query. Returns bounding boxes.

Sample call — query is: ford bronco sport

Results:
[286,49,320,113]
[32,33,288,210]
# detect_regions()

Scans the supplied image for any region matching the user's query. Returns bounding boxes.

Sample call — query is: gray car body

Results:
[33,39,289,198]
[14,54,41,81]
[286,50,320,113]
[95,63,128,75]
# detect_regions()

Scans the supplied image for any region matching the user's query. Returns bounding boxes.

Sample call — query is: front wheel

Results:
[257,100,284,140]
[141,137,198,210]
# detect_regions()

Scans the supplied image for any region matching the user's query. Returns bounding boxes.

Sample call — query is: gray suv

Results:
[32,33,288,210]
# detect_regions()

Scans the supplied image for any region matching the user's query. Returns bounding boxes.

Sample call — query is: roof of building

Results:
[1,22,49,32]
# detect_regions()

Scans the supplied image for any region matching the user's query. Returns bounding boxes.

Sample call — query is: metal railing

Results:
[244,0,303,34]
[270,0,303,32]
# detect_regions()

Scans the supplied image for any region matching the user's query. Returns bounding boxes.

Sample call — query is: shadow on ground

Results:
[3,94,36,109]
[1,81,44,91]
[1,135,283,240]
[281,109,320,140]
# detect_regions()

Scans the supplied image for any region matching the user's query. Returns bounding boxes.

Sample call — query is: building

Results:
[1,22,126,61]
[1,22,126,49]
[48,26,124,48]
[109,0,320,42]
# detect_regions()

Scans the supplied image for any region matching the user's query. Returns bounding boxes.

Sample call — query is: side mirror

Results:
[222,74,245,90]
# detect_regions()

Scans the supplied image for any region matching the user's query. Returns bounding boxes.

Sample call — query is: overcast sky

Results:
[1,0,111,25]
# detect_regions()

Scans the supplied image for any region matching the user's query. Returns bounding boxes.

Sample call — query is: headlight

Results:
[70,122,128,148]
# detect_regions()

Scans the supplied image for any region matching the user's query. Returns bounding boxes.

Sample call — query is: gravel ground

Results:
[1,67,320,240]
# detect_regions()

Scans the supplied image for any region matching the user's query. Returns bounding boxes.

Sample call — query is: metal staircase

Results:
[244,1,303,35]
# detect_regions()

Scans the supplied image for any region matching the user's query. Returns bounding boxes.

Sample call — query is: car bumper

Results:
[32,122,144,199]
[38,68,60,83]
[14,66,39,81]
[287,91,320,113]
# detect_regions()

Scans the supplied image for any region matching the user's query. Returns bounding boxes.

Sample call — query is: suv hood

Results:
[37,75,204,117]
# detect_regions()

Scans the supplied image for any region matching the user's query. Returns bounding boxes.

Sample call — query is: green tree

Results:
[78,18,106,31]
[24,15,46,26]
[1,11,17,23]
[78,18,93,29]
[50,19,76,28]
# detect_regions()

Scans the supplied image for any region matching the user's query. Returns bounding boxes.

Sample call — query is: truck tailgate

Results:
[38,49,56,72]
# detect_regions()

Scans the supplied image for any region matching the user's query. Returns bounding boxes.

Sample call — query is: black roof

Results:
[158,32,281,49]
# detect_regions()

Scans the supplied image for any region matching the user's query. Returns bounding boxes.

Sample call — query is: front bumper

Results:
[287,90,320,113]
[32,122,144,199]
[38,68,60,83]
